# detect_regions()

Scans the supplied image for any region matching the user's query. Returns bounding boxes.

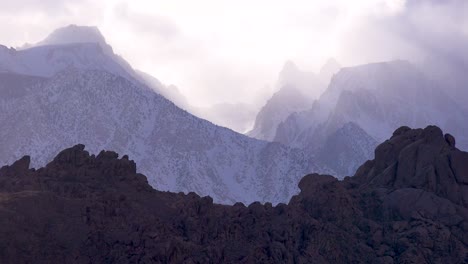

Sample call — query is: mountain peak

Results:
[321,58,340,70]
[280,60,300,78]
[278,60,307,86]
[319,57,341,84]
[36,25,108,47]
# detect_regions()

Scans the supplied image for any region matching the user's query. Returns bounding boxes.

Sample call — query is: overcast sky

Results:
[0,0,467,107]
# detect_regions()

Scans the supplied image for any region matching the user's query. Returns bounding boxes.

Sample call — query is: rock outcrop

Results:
[0,126,467,263]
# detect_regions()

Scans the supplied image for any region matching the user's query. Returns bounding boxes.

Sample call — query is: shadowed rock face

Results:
[0,126,467,263]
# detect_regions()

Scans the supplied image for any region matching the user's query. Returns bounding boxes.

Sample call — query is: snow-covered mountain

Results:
[1,25,134,82]
[5,25,191,113]
[3,25,255,133]
[0,25,330,204]
[0,42,132,80]
[275,60,468,176]
[247,60,336,141]
[35,25,107,47]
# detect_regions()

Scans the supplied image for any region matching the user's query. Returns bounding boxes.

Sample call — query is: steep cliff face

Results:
[0,126,467,263]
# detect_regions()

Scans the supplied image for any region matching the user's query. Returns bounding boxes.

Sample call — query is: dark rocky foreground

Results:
[0,126,467,263]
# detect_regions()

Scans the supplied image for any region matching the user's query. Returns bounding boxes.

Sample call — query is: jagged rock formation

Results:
[0,126,467,263]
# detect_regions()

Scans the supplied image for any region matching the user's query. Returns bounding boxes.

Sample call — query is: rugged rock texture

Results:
[0,126,467,263]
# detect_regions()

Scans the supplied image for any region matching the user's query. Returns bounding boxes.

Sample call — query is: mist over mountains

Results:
[1,23,468,203]
[252,59,468,177]
[305,59,468,144]
[0,0,468,264]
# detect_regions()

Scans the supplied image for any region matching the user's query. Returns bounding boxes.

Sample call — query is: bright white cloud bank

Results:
[0,0,466,106]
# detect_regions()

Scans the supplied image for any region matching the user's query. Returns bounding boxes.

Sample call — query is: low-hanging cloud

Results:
[338,0,468,66]
[113,3,180,40]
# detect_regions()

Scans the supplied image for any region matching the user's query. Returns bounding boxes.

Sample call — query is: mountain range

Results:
[1,24,467,204]
[0,25,330,204]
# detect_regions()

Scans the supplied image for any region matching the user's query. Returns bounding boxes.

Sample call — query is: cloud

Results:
[0,0,104,47]
[0,0,74,14]
[404,0,468,61]
[112,3,180,39]
[337,0,468,66]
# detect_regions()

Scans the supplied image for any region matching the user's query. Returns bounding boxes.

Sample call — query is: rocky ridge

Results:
[0,126,467,263]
